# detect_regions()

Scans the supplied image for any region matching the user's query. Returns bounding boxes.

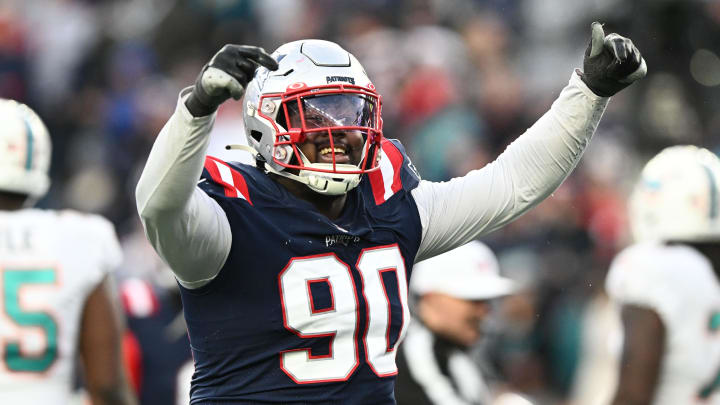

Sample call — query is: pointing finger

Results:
[589,22,605,58]
[236,46,279,71]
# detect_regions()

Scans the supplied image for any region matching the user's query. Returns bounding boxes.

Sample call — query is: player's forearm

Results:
[135,89,231,288]
[136,88,215,218]
[414,71,608,260]
[497,70,608,214]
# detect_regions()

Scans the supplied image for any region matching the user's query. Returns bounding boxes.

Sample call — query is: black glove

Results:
[578,22,647,97]
[185,44,279,117]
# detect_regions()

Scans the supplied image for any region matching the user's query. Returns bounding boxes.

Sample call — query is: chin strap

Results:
[225,144,361,195]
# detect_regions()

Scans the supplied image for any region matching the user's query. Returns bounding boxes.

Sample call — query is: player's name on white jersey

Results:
[0,226,33,252]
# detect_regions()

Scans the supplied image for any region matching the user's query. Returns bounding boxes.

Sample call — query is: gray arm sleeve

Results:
[412,72,609,262]
[135,89,231,289]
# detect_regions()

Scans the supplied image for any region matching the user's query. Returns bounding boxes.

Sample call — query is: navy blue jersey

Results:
[181,139,423,404]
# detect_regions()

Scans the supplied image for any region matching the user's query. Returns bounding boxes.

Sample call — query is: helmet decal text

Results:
[326,76,355,85]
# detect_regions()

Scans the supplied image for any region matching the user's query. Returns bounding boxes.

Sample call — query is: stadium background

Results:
[2,0,719,403]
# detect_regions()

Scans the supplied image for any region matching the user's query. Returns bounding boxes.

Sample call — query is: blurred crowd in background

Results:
[2,0,720,403]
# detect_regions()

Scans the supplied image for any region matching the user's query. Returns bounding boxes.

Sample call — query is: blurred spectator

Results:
[0,5,29,101]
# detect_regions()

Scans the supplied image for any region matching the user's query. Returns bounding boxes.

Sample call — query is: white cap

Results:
[410,241,516,300]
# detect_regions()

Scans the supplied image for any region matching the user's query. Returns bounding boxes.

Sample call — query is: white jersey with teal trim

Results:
[0,209,121,404]
[606,242,720,405]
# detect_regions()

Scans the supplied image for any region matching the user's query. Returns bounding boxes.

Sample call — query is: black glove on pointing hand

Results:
[579,22,647,97]
[186,45,279,117]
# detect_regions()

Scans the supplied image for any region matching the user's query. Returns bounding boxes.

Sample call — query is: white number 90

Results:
[278,245,409,383]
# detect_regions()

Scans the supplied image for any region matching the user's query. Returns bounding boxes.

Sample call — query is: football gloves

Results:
[579,22,647,97]
[185,45,278,117]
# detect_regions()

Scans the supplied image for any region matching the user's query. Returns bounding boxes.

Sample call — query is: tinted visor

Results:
[285,94,378,130]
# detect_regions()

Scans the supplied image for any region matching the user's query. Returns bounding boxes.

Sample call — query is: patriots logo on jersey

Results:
[325,234,360,247]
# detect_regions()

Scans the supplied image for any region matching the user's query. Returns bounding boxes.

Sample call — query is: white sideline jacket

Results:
[136,72,609,289]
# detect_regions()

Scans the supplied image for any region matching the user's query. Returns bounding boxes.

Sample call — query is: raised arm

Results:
[413,23,646,261]
[135,45,277,288]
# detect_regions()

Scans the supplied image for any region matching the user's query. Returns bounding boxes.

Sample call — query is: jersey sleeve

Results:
[412,71,609,261]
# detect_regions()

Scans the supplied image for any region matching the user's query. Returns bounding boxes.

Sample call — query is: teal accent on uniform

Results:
[701,164,718,219]
[701,373,720,399]
[3,269,58,372]
[711,312,720,330]
[22,118,33,170]
[699,311,720,398]
[643,179,662,190]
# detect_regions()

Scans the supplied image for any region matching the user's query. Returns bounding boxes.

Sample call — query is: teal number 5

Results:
[2,269,58,373]
[699,311,720,399]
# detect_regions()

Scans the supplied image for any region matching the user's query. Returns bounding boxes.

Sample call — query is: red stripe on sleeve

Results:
[368,165,387,205]
[368,140,405,205]
[230,167,253,205]
[204,156,238,198]
[382,141,404,195]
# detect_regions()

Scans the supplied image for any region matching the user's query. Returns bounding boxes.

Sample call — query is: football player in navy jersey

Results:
[136,23,646,404]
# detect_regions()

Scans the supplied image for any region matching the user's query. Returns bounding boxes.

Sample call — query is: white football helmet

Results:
[242,40,383,195]
[0,99,51,199]
[629,145,720,242]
